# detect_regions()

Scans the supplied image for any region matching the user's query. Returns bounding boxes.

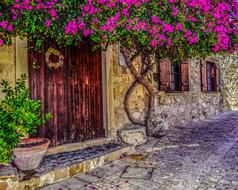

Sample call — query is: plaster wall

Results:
[0,38,28,99]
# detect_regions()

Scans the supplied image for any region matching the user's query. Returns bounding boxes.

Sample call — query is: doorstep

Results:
[0,142,135,190]
[46,138,113,156]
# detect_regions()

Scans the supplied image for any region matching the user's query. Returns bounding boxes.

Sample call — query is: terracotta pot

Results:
[13,138,50,171]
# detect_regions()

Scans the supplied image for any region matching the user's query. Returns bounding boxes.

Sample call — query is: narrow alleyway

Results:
[40,111,238,190]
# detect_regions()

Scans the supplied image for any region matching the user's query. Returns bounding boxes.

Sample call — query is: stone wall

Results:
[152,59,224,133]
[218,54,238,110]
[110,48,226,134]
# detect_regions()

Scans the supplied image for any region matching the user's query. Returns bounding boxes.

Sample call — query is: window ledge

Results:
[202,91,221,94]
[157,91,190,96]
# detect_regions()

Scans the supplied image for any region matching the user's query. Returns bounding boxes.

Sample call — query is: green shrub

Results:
[0,74,51,164]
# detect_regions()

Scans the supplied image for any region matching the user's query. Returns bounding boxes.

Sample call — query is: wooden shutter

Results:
[215,65,221,91]
[159,59,170,91]
[181,61,189,91]
[200,59,207,92]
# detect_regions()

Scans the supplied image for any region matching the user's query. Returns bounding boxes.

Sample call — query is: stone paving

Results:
[40,111,238,190]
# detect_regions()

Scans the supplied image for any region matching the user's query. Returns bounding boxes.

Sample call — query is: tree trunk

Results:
[124,79,145,126]
[145,90,156,136]
[121,46,156,136]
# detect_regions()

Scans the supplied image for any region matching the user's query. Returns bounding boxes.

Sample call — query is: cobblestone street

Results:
[41,112,238,190]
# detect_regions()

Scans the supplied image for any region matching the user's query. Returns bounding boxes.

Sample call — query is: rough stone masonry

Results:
[112,44,238,135]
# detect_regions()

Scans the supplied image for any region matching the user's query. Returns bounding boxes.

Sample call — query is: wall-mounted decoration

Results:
[45,47,64,69]
[119,51,127,68]
[32,58,40,70]
[119,44,128,73]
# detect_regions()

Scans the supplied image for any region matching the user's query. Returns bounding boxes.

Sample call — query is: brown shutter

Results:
[181,61,189,91]
[200,59,207,92]
[159,59,170,91]
[216,65,221,91]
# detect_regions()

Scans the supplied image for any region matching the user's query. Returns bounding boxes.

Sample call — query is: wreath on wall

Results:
[45,47,64,69]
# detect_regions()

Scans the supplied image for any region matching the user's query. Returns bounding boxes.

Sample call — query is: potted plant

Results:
[0,74,51,171]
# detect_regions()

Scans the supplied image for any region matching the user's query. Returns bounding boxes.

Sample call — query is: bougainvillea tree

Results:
[0,0,237,135]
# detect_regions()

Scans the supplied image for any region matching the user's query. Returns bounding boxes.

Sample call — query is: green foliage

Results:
[0,74,51,164]
[1,0,237,61]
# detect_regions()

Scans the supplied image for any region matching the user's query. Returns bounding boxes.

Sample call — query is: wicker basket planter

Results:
[13,138,50,171]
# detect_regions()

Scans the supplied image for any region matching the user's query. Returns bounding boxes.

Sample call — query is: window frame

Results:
[200,60,221,93]
[169,62,182,92]
[158,60,189,93]
[206,61,217,92]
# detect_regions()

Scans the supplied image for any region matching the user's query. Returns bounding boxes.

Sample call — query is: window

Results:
[158,60,189,92]
[201,60,221,92]
[170,63,181,91]
[206,62,216,91]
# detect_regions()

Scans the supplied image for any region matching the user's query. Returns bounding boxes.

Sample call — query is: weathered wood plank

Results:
[29,41,105,146]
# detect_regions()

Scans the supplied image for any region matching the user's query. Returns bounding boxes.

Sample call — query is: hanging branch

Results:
[140,51,157,136]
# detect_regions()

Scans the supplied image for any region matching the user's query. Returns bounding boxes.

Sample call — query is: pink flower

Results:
[0,21,8,29]
[184,30,193,38]
[171,6,179,17]
[0,39,3,46]
[83,29,91,37]
[168,0,176,3]
[162,24,174,33]
[212,44,220,52]
[189,36,198,45]
[168,38,172,46]
[123,9,129,17]
[24,0,30,4]
[191,17,197,22]
[50,9,58,18]
[151,16,159,23]
[158,34,166,41]
[7,24,13,32]
[93,18,99,23]
[46,20,51,28]
[65,19,78,35]
[78,22,86,29]
[151,40,157,47]
[176,23,183,31]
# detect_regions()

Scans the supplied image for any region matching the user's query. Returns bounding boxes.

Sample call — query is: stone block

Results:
[69,163,84,177]
[118,125,147,146]
[53,168,69,182]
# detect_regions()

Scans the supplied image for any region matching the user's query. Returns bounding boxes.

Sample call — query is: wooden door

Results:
[28,41,105,146]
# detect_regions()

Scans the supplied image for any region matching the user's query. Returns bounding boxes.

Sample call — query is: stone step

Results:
[0,142,135,190]
[118,125,147,146]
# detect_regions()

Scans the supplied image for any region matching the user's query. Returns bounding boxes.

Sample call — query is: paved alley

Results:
[41,112,238,190]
